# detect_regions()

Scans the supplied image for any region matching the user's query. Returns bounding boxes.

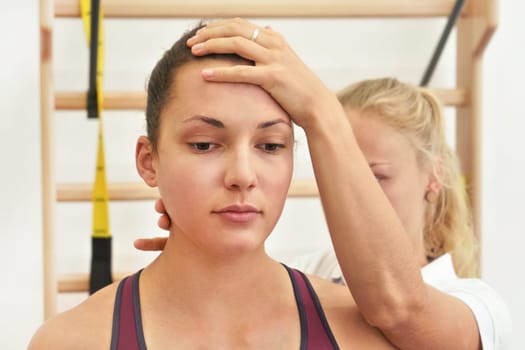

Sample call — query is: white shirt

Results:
[421,254,512,350]
[286,251,512,350]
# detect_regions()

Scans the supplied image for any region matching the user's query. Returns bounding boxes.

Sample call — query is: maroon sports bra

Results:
[110,265,340,349]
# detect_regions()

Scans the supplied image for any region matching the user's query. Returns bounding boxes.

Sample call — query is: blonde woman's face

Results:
[347,109,432,262]
[151,60,294,257]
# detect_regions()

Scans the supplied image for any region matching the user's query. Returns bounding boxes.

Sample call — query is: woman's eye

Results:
[189,142,214,152]
[259,143,284,153]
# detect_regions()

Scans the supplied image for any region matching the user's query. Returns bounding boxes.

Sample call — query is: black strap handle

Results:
[420,0,465,86]
[87,0,100,118]
[89,237,112,294]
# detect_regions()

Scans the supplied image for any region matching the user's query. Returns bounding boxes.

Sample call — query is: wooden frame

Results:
[456,0,498,268]
[40,0,498,318]
[54,0,463,18]
[40,0,57,319]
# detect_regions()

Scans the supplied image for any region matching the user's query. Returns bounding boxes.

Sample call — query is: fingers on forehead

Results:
[200,18,262,41]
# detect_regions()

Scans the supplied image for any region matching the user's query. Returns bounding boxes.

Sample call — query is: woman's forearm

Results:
[303,99,480,349]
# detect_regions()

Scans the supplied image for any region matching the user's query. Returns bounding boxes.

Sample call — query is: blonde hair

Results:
[338,78,478,277]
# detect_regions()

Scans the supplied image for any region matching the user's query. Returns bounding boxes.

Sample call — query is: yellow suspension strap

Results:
[80,0,112,294]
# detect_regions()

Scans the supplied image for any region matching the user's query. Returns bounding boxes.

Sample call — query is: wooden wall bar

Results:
[42,0,498,309]
[55,0,461,19]
[57,179,319,201]
[456,0,498,274]
[55,88,467,110]
[40,0,57,320]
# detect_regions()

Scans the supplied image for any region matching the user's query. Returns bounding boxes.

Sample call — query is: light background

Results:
[1,1,523,348]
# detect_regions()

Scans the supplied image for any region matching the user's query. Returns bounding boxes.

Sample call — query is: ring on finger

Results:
[250,27,261,42]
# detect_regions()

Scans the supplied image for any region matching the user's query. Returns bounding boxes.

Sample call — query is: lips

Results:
[212,204,261,223]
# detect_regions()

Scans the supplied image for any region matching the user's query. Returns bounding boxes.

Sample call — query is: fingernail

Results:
[202,69,214,78]
[192,43,204,52]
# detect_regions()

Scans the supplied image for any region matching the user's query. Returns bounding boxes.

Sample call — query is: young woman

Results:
[135,20,511,349]
[29,19,402,349]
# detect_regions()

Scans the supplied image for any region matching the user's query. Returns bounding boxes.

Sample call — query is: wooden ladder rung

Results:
[431,88,468,107]
[55,88,467,111]
[55,91,146,111]
[57,179,319,201]
[57,182,159,201]
[55,0,460,19]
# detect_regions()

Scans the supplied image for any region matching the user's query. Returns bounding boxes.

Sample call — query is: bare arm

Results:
[304,109,480,348]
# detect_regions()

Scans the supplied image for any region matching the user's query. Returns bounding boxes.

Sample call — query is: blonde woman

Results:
[324,77,511,349]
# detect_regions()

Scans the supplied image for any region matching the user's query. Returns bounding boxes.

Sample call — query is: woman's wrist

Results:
[300,91,350,138]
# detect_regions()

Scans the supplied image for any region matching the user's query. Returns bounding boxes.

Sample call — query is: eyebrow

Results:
[182,115,224,128]
[257,119,291,129]
[182,115,291,129]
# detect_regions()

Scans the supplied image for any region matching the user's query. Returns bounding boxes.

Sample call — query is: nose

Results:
[224,147,257,191]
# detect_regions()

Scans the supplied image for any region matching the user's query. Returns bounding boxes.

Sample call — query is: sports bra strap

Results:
[110,270,146,350]
[285,265,340,350]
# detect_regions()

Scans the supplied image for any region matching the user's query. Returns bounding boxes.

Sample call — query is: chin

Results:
[214,233,268,258]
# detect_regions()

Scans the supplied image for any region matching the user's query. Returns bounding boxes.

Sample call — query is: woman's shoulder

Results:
[306,273,397,349]
[28,280,120,350]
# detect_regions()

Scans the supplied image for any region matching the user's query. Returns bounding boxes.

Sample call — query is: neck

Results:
[135,234,299,349]
[414,233,429,267]
[139,233,288,318]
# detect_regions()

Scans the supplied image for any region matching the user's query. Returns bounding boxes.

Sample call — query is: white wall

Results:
[0,2,43,347]
[482,2,525,347]
[1,2,523,349]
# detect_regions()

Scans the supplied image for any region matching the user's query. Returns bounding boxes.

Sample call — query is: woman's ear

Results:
[136,136,158,187]
[425,178,442,203]
[425,161,443,203]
